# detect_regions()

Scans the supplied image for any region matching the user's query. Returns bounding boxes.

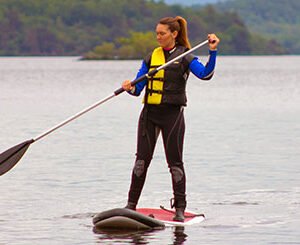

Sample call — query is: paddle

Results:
[0,39,209,176]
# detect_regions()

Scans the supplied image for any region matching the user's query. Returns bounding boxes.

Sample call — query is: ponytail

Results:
[158,16,191,49]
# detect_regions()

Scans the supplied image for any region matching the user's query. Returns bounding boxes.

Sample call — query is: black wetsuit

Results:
[128,103,186,208]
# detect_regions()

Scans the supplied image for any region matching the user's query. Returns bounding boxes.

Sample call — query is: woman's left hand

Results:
[208,33,220,51]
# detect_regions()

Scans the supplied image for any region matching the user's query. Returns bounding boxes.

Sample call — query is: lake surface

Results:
[0,56,299,244]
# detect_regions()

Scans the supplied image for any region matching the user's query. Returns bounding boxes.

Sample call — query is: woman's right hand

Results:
[122,80,133,91]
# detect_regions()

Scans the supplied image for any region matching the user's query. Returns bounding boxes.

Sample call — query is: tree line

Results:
[0,0,286,58]
[216,0,300,54]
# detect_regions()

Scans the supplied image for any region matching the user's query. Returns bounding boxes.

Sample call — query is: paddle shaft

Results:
[34,94,115,142]
[34,39,209,142]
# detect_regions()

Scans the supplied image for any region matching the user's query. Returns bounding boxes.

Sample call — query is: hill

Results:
[0,0,286,57]
[215,0,300,54]
[158,0,228,5]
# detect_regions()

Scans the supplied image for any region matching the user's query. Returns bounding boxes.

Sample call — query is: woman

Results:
[122,16,219,222]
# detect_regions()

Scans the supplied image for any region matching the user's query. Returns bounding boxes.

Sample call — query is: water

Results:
[0,56,299,244]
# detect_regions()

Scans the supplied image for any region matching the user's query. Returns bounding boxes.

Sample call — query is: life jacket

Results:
[144,46,190,106]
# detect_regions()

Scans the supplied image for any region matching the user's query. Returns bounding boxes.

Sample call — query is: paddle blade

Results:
[0,139,34,176]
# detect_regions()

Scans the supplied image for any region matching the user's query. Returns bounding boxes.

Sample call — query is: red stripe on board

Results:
[137,208,195,222]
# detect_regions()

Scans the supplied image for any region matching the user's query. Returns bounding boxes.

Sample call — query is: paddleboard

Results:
[93,207,205,230]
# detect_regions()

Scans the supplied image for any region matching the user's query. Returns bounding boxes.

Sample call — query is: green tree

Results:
[0,0,290,56]
[83,31,157,60]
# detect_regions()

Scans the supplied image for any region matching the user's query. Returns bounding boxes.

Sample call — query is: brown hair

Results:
[158,16,191,49]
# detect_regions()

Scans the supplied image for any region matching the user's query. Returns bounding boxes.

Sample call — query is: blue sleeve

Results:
[189,50,217,80]
[127,60,148,96]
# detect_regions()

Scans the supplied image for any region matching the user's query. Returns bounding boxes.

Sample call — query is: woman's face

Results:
[156,24,178,49]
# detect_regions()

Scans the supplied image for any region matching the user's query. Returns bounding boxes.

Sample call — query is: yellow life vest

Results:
[144,47,165,105]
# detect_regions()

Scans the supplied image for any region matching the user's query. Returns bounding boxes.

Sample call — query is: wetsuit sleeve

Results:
[189,50,217,80]
[127,60,148,96]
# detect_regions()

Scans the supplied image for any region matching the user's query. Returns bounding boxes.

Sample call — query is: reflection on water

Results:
[173,226,187,245]
[94,228,159,245]
[93,226,187,245]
